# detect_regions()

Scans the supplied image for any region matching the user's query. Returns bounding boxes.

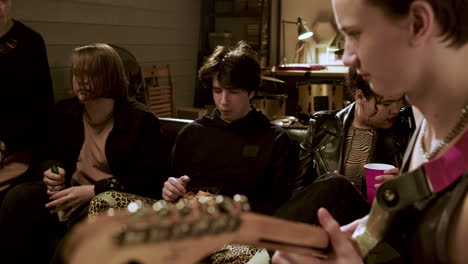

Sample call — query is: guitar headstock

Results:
[64,194,256,264]
[111,194,250,247]
[64,194,329,264]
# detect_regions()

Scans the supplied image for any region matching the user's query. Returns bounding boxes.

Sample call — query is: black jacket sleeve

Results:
[293,118,321,191]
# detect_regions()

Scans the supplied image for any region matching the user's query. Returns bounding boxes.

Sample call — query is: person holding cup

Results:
[293,66,413,196]
[275,67,414,229]
[363,163,395,203]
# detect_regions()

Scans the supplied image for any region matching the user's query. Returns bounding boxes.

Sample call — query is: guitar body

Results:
[64,196,329,264]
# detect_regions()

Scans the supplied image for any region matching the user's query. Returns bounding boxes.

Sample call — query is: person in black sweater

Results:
[162,41,292,215]
[0,0,54,202]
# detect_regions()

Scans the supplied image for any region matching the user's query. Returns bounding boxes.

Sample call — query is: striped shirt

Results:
[343,125,376,193]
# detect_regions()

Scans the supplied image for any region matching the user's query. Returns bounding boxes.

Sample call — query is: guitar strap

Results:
[353,129,468,257]
[376,129,468,212]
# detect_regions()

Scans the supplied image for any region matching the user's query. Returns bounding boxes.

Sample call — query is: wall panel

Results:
[11,0,201,106]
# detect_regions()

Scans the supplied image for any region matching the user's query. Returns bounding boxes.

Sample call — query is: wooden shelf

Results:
[268,65,348,78]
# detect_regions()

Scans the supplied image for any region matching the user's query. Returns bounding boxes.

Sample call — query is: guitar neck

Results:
[236,212,328,258]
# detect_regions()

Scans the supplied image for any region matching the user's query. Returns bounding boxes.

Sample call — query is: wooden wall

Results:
[10,0,201,107]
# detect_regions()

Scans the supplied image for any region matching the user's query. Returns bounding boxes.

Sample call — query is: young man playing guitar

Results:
[273,0,468,263]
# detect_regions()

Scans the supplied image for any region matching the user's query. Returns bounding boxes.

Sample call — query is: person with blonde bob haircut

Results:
[0,43,170,264]
[273,0,468,263]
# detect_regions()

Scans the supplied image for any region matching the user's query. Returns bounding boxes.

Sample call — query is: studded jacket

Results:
[292,102,414,192]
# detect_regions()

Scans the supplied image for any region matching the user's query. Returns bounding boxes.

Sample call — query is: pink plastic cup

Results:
[364,163,395,203]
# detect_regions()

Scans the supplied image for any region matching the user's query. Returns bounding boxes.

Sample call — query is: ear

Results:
[355,89,365,104]
[248,91,255,100]
[407,1,435,47]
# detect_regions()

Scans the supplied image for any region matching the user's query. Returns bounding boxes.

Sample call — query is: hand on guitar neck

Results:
[63,194,330,264]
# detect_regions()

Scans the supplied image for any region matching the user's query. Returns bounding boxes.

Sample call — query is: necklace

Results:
[420,104,468,160]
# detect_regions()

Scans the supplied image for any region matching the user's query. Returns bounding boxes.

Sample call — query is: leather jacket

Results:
[293,102,414,191]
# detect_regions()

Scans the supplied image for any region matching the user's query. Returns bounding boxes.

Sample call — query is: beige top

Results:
[71,113,114,186]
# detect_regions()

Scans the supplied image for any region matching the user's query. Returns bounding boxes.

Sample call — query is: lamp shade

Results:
[297,17,313,40]
[281,17,314,64]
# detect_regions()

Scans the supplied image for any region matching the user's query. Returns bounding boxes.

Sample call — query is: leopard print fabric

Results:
[210,244,261,264]
[88,191,157,218]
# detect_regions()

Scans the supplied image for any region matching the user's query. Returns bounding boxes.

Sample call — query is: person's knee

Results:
[1,181,48,212]
[315,172,350,188]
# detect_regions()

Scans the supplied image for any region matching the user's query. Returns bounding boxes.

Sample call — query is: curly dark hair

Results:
[198,41,260,94]
[345,66,376,99]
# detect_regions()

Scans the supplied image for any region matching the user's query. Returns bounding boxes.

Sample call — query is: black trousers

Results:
[275,172,370,226]
[0,181,88,264]
[274,173,405,264]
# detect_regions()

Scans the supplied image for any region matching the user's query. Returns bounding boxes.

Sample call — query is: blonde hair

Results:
[71,43,128,99]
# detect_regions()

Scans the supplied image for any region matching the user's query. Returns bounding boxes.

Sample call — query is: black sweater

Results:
[0,20,54,154]
[171,108,292,215]
[37,97,171,199]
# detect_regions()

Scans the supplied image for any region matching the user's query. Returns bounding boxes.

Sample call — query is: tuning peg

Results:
[175,198,192,217]
[152,200,172,218]
[113,224,149,246]
[215,195,235,214]
[147,222,172,243]
[233,194,251,212]
[106,207,115,217]
[197,195,214,204]
[198,195,218,216]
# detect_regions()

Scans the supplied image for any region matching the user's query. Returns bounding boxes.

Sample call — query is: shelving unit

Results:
[195,0,273,108]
